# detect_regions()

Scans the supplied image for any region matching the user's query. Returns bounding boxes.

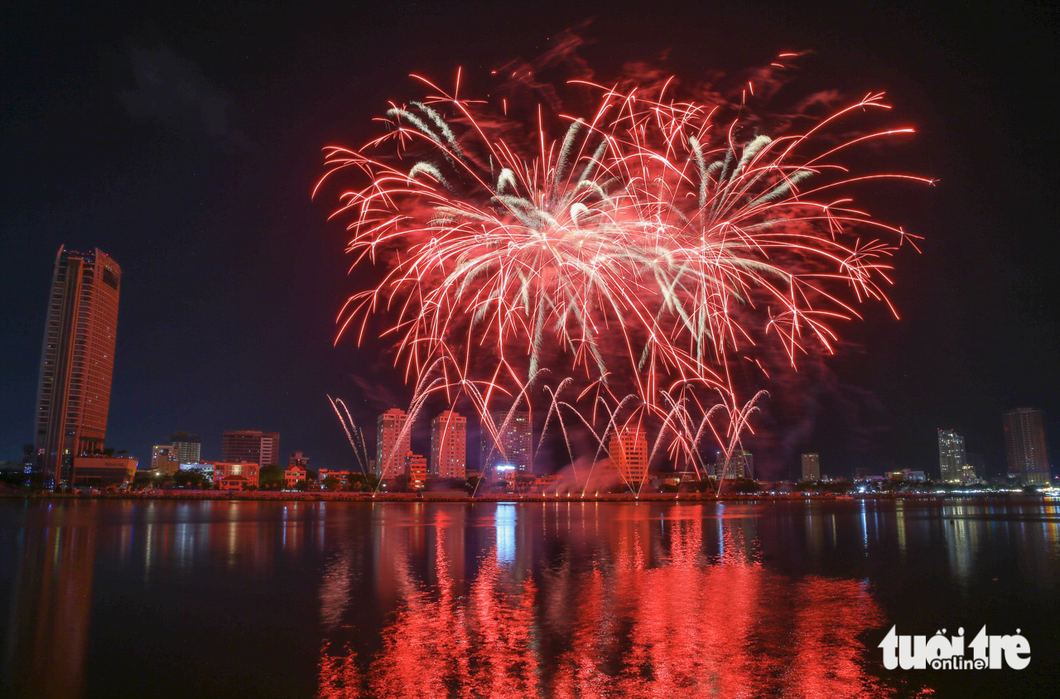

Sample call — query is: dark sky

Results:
[2,1,1057,478]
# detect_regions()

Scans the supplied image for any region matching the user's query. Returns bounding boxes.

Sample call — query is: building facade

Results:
[212,462,260,487]
[376,409,411,478]
[404,452,428,490]
[1003,408,1051,486]
[71,455,137,488]
[722,451,754,480]
[937,429,967,482]
[801,453,821,481]
[609,426,649,487]
[430,411,467,479]
[288,451,309,468]
[33,247,122,488]
[170,432,201,463]
[481,410,533,474]
[221,431,280,467]
[318,468,353,489]
[284,464,307,489]
[151,445,181,475]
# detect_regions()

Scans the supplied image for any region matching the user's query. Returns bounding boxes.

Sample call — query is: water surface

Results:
[1,498,1057,697]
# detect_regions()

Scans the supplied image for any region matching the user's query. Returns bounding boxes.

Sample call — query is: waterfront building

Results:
[801,453,821,481]
[481,409,533,474]
[430,411,467,479]
[217,475,251,491]
[32,247,122,488]
[404,452,428,490]
[221,431,280,467]
[170,432,201,463]
[284,464,307,489]
[887,468,928,483]
[151,445,181,475]
[288,451,309,468]
[608,425,649,487]
[376,409,411,479]
[318,468,353,489]
[212,462,260,487]
[937,429,967,482]
[1003,408,1051,486]
[71,455,136,488]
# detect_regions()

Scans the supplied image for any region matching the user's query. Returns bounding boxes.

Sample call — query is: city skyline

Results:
[2,5,1057,697]
[1,2,1058,481]
[17,350,1060,481]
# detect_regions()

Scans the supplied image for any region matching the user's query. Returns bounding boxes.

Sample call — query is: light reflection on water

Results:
[322,510,889,698]
[1,499,1058,697]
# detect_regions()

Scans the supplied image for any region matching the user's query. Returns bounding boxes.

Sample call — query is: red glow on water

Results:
[317,515,892,697]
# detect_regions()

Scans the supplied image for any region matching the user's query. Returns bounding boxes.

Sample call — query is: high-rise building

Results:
[170,431,201,463]
[151,445,181,475]
[801,453,821,481]
[430,411,467,479]
[609,425,649,486]
[221,430,280,467]
[481,409,532,474]
[1003,408,1051,486]
[289,451,309,468]
[722,451,754,480]
[33,247,122,488]
[376,409,411,478]
[937,429,967,482]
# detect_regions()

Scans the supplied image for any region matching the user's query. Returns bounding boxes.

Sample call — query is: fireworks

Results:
[316,57,930,490]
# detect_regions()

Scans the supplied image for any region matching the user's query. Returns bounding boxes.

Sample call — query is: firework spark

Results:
[317,56,929,491]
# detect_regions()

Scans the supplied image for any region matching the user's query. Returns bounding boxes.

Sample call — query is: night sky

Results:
[2,1,1057,479]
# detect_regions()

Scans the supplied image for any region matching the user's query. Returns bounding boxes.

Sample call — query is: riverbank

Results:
[0,489,1050,504]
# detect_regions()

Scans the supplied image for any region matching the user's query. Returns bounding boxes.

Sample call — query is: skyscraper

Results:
[170,431,201,463]
[722,451,754,479]
[221,430,280,467]
[609,425,649,486]
[1003,408,1051,486]
[430,410,467,479]
[481,409,532,474]
[376,408,411,478]
[33,247,121,488]
[801,453,821,481]
[937,429,967,482]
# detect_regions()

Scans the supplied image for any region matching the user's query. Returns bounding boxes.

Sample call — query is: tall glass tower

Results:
[33,247,122,488]
[481,409,533,474]
[1003,408,1051,486]
[937,428,966,482]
